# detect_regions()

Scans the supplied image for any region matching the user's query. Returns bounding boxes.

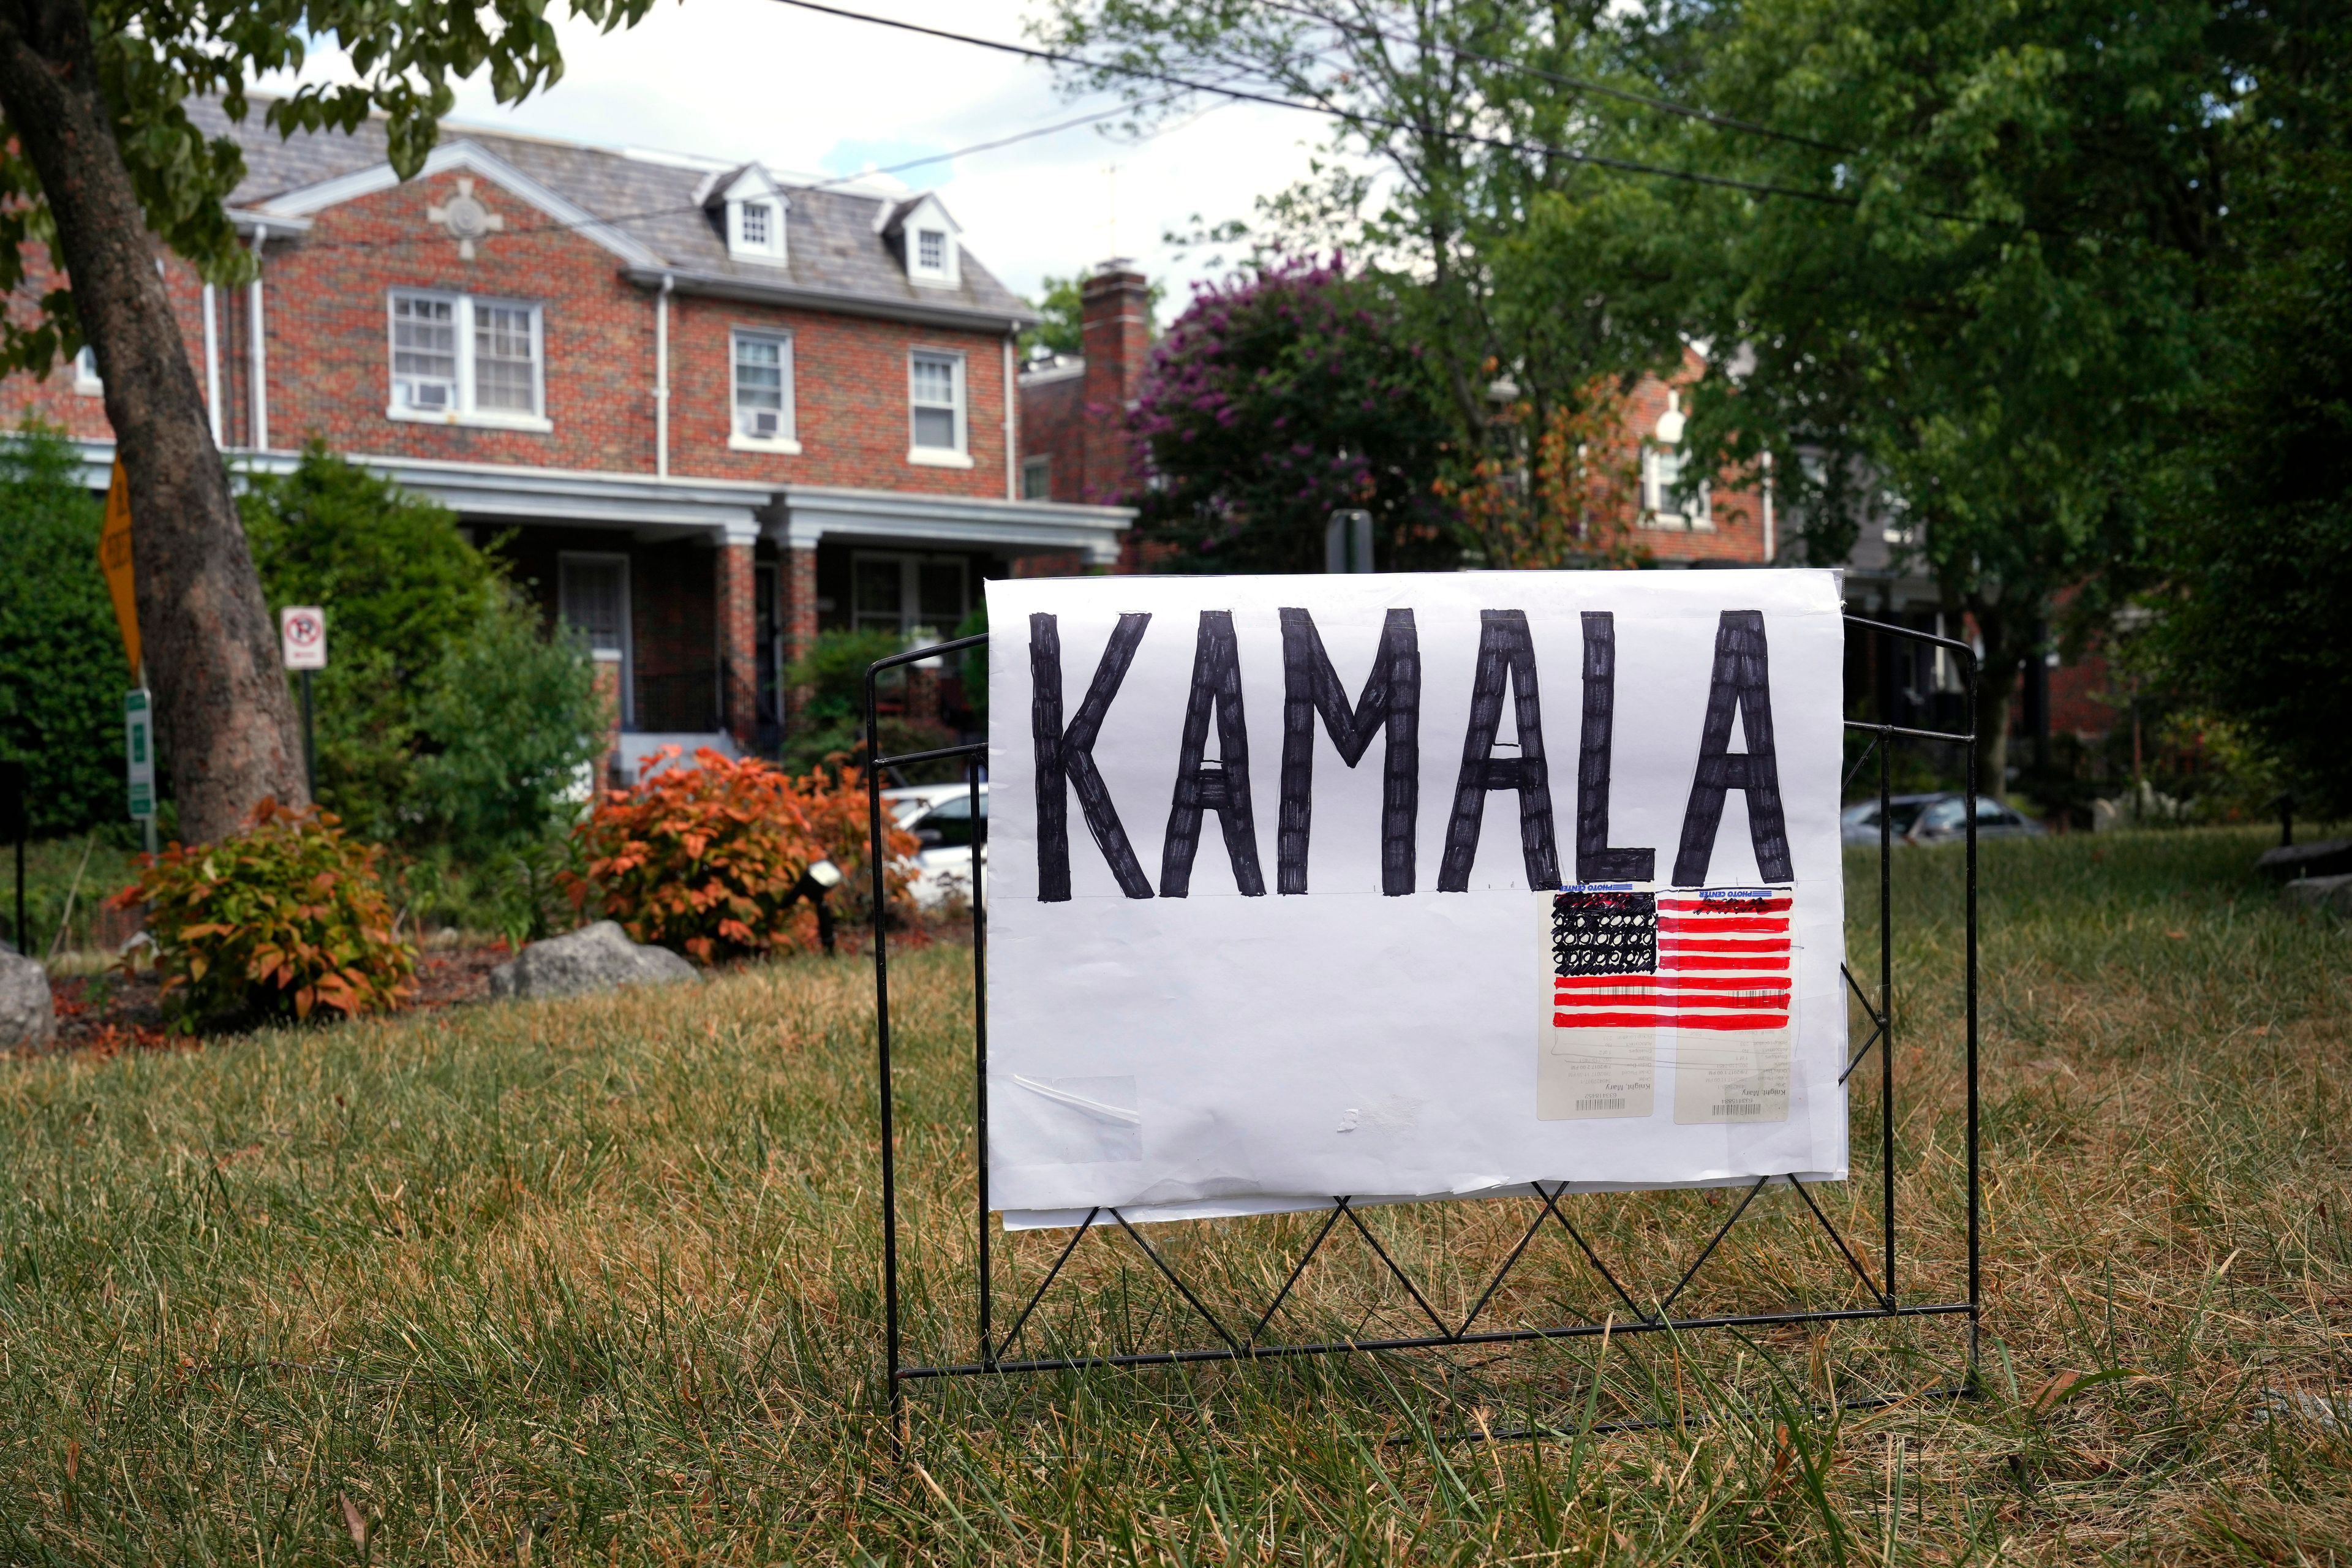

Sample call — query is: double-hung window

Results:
[391,294,458,412]
[1641,445,1711,530]
[388,290,548,429]
[559,554,631,726]
[908,350,967,464]
[731,330,797,449]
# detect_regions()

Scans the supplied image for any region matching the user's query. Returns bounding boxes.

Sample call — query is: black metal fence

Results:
[864,614,1981,1448]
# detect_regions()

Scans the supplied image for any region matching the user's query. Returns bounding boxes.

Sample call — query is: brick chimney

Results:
[1078,262,1152,503]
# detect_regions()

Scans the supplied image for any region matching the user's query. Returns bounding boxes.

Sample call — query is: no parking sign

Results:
[280,606,326,670]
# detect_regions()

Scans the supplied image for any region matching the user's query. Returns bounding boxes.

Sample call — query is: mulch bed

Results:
[43,940,518,1056]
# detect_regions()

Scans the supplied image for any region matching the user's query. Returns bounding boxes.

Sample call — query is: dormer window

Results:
[710,165,788,265]
[739,202,772,250]
[886,195,961,287]
[728,195,784,260]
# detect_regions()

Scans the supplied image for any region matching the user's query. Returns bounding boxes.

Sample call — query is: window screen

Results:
[473,304,538,413]
[734,333,789,437]
[391,294,458,410]
[559,559,628,654]
[910,353,960,450]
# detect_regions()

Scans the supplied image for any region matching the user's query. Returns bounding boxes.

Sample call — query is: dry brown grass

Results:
[1,825,2346,1564]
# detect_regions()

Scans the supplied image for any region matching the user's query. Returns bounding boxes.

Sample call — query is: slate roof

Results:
[189,97,1035,330]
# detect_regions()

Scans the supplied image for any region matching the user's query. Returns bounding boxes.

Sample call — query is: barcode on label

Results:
[1575,1096,1626,1111]
[1711,1101,1762,1117]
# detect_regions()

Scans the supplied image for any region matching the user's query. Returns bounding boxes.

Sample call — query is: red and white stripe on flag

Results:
[1553,892,1791,1031]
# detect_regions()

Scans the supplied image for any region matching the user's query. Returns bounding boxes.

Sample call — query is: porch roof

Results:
[66,440,1134,562]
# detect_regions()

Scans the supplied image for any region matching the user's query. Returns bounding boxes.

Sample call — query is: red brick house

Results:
[1017,271,1774,571]
[5,100,1132,767]
[1605,350,1776,567]
[1015,265,1153,514]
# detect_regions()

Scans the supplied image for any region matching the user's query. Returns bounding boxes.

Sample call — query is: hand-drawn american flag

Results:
[1550,890,1792,1031]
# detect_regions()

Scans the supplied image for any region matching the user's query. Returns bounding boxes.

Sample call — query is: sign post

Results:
[1324,508,1374,573]
[0,760,25,955]
[99,461,158,853]
[279,606,326,802]
[124,689,156,854]
[99,461,140,676]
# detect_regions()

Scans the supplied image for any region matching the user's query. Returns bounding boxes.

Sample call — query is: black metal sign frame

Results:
[864,614,1980,1442]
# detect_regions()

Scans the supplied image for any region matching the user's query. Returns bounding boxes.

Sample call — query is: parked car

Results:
[882,783,987,908]
[1843,792,2046,845]
[1904,793,2043,843]
[1840,793,1945,846]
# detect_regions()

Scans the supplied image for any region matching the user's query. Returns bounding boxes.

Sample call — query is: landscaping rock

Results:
[2282,873,2352,918]
[0,946,55,1052]
[486,921,695,1001]
[2258,837,2352,882]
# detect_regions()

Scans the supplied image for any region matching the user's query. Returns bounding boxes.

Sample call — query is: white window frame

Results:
[728,328,801,453]
[1641,444,1712,532]
[1020,454,1050,500]
[559,551,633,728]
[72,345,104,396]
[729,197,786,264]
[907,349,971,467]
[901,202,960,287]
[737,200,772,250]
[385,289,551,432]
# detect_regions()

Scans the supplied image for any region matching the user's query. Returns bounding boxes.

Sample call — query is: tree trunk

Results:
[0,0,308,843]
[1964,594,2032,802]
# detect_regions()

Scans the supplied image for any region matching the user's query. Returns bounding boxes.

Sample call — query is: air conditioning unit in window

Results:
[410,383,449,410]
[750,410,780,437]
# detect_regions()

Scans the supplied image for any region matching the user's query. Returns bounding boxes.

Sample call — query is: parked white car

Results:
[881,782,987,909]
[1903,793,2044,844]
[1842,791,2045,846]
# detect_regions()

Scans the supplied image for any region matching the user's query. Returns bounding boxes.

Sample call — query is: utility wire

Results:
[282,88,1199,254]
[1251,0,1851,153]
[766,0,1860,208]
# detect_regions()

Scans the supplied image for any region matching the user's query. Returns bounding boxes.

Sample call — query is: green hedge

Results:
[0,426,133,839]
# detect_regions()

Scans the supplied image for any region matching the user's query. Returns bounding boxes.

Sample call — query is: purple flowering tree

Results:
[1129,258,1456,574]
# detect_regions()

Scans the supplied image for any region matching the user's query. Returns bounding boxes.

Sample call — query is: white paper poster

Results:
[984,570,1847,1229]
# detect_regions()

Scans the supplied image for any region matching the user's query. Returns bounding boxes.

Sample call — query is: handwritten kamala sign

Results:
[985,570,1848,1229]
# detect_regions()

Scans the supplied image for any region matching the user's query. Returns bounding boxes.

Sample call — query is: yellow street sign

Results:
[99,459,140,674]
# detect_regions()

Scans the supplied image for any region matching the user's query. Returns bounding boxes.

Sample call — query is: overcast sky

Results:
[267,0,1328,320]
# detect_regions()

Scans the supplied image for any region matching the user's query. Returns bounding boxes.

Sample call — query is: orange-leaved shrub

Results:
[111,799,417,1027]
[565,747,918,963]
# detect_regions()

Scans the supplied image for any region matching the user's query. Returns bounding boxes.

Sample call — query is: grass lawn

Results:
[2,826,2347,1564]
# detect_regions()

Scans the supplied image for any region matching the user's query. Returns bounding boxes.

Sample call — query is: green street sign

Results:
[124,687,155,821]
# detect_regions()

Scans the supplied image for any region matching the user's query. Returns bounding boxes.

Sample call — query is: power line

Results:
[1251,0,1850,154]
[285,89,1198,255]
[765,0,1859,209]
